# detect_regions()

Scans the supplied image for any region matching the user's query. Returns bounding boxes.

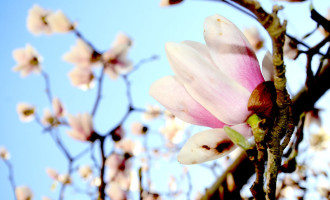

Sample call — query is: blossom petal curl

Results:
[203,14,264,92]
[165,42,251,125]
[150,76,226,128]
[177,124,251,164]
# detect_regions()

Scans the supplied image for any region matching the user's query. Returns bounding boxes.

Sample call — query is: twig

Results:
[97,137,106,200]
[41,70,53,104]
[2,159,17,200]
[91,66,106,117]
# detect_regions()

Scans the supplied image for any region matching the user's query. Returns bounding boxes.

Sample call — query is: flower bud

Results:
[248,81,277,119]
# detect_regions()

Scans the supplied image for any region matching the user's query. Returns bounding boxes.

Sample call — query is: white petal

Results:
[177,128,235,164]
[177,124,251,164]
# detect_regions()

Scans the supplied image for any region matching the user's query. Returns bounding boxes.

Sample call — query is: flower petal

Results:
[262,51,274,81]
[165,42,251,125]
[150,76,225,128]
[204,14,264,92]
[177,124,251,164]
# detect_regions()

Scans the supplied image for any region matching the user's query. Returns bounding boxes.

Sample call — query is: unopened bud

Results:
[248,81,277,119]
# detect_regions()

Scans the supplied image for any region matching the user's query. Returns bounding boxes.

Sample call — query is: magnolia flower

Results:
[67,113,94,142]
[16,103,35,122]
[15,186,33,200]
[12,44,42,77]
[46,10,73,33]
[131,122,148,135]
[58,174,72,184]
[63,39,99,68]
[0,146,10,160]
[243,26,264,51]
[52,97,64,117]
[160,117,185,144]
[150,14,273,164]
[41,109,56,126]
[27,5,52,35]
[142,105,161,120]
[106,183,127,200]
[78,165,93,179]
[115,139,143,156]
[27,5,73,35]
[102,33,133,80]
[68,67,94,90]
[46,168,59,180]
[160,0,184,7]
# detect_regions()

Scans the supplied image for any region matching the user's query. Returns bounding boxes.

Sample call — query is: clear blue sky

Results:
[0,0,329,199]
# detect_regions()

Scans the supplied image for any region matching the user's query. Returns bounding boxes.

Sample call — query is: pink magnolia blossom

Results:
[0,146,10,160]
[106,183,127,200]
[27,5,72,35]
[45,167,59,180]
[15,186,33,200]
[58,173,72,184]
[160,117,186,144]
[67,112,94,142]
[78,165,93,179]
[63,39,98,68]
[142,105,161,120]
[16,103,35,122]
[68,67,94,90]
[27,5,52,35]
[150,14,273,164]
[12,44,42,77]
[131,122,144,135]
[52,97,64,117]
[115,139,143,156]
[102,33,133,80]
[41,108,56,126]
[46,10,73,33]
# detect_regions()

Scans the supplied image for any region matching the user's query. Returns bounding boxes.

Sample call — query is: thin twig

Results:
[3,159,17,200]
[41,70,53,104]
[91,66,106,117]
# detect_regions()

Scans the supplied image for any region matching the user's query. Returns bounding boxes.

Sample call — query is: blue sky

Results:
[0,0,329,199]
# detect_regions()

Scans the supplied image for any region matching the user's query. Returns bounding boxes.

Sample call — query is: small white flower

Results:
[63,39,98,68]
[12,44,42,77]
[78,165,93,179]
[16,103,35,122]
[58,174,71,184]
[103,32,133,80]
[142,105,161,120]
[160,118,185,144]
[67,113,94,142]
[45,168,59,180]
[46,10,72,33]
[15,186,33,200]
[68,67,95,90]
[106,183,127,200]
[26,5,52,35]
[52,97,64,118]
[0,146,10,160]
